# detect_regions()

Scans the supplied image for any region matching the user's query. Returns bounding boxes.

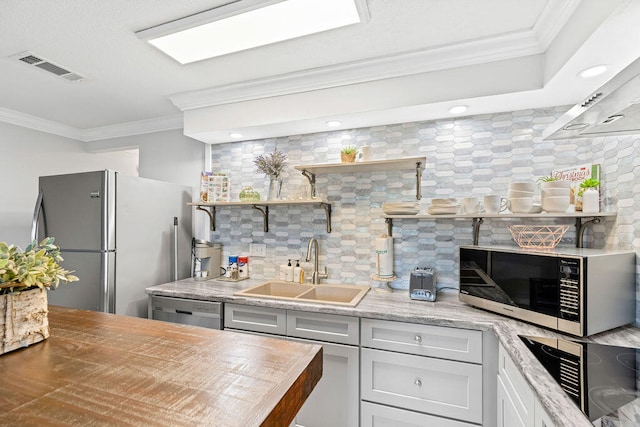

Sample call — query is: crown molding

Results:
[534,0,583,50]
[0,107,83,140]
[0,107,184,142]
[80,114,183,141]
[170,2,576,111]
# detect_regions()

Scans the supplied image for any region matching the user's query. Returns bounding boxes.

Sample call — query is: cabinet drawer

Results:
[287,310,359,345]
[224,303,286,335]
[361,402,477,427]
[361,348,483,423]
[498,344,534,424]
[361,318,482,363]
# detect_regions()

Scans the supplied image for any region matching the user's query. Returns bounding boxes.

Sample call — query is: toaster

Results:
[409,267,436,301]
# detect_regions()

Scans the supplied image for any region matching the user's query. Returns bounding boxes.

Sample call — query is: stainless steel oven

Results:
[458,246,635,336]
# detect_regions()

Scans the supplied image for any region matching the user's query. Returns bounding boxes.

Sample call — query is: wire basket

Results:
[508,225,569,250]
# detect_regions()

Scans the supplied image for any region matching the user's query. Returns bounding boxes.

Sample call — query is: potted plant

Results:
[254,149,287,200]
[578,178,600,213]
[340,145,358,163]
[0,237,78,354]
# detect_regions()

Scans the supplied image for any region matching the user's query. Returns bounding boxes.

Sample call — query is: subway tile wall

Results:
[208,106,639,323]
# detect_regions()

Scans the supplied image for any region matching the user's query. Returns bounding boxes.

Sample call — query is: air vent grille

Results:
[10,51,85,82]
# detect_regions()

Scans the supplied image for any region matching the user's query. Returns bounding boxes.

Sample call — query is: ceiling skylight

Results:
[136,0,368,64]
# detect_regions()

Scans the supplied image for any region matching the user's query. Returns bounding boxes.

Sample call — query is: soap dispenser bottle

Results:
[294,260,303,284]
[286,259,294,282]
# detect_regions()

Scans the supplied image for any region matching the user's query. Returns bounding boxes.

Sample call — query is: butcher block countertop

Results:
[0,306,322,427]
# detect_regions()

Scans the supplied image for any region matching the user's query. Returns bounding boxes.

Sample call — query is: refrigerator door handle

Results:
[30,190,45,242]
[173,217,179,282]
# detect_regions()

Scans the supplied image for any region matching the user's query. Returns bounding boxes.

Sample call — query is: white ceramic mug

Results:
[483,195,507,214]
[355,145,371,162]
[462,197,480,214]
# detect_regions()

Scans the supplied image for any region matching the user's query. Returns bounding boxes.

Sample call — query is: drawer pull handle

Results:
[414,335,422,343]
[414,378,422,387]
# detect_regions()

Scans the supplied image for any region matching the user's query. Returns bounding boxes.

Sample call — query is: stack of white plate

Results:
[382,202,420,215]
[428,198,460,215]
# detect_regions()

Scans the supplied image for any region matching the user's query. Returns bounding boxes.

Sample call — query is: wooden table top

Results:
[0,306,322,426]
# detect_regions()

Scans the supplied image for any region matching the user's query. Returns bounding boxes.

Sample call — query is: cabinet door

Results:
[223,303,286,335]
[361,348,483,424]
[361,402,477,427]
[287,310,359,345]
[498,344,534,425]
[289,338,359,427]
[498,375,528,427]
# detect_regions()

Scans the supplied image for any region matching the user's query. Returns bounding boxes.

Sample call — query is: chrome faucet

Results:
[305,238,328,284]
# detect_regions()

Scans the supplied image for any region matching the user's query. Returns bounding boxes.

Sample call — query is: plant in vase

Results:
[578,178,600,213]
[253,149,287,200]
[0,237,78,354]
[340,145,358,163]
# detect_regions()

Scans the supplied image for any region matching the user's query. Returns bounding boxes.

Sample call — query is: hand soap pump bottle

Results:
[294,260,303,284]
[286,259,294,282]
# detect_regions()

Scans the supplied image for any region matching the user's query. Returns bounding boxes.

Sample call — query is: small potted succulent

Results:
[340,145,358,163]
[0,237,78,354]
[577,178,600,213]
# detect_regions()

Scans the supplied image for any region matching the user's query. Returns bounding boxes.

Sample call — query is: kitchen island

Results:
[0,306,322,426]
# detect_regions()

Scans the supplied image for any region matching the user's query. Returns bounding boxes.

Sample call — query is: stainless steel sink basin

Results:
[234,281,371,307]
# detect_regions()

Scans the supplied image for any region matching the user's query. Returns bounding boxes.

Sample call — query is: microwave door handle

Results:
[30,190,45,242]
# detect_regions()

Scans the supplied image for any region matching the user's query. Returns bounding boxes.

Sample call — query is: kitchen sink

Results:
[234,281,371,307]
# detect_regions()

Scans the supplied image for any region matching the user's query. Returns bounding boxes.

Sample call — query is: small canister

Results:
[238,256,249,278]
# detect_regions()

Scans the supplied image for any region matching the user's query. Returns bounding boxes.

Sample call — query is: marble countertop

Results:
[147,277,640,427]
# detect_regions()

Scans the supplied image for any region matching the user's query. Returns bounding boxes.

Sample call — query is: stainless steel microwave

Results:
[458,245,636,337]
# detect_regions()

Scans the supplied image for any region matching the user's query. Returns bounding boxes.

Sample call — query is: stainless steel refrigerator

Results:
[31,170,192,318]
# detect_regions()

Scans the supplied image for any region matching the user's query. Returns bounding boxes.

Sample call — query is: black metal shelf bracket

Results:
[575,216,601,248]
[196,205,216,232]
[301,169,317,199]
[472,217,484,245]
[252,205,269,232]
[320,202,332,233]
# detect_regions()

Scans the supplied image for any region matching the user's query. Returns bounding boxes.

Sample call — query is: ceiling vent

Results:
[10,51,85,82]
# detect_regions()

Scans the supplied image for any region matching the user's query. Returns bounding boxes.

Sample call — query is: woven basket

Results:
[508,225,569,250]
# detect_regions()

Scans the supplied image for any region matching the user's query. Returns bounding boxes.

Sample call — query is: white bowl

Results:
[541,188,570,198]
[541,196,570,213]
[508,190,535,198]
[509,197,534,213]
[541,180,572,190]
[509,182,536,192]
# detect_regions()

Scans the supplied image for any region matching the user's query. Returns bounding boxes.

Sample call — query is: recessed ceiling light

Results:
[136,0,368,64]
[326,120,342,127]
[578,65,607,78]
[229,132,243,138]
[448,105,468,114]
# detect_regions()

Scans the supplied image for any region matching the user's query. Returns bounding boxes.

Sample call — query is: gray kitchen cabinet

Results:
[497,343,555,427]
[360,318,486,425]
[361,401,477,427]
[224,302,287,334]
[288,337,359,427]
[223,304,360,427]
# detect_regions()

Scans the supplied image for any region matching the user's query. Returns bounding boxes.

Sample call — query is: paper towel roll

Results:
[375,233,394,277]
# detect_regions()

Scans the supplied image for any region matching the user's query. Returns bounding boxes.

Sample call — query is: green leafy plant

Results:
[0,237,78,295]
[341,145,358,155]
[536,176,558,183]
[254,149,287,178]
[578,178,600,197]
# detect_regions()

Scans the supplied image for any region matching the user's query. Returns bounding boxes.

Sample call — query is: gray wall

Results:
[0,122,138,244]
[207,106,639,323]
